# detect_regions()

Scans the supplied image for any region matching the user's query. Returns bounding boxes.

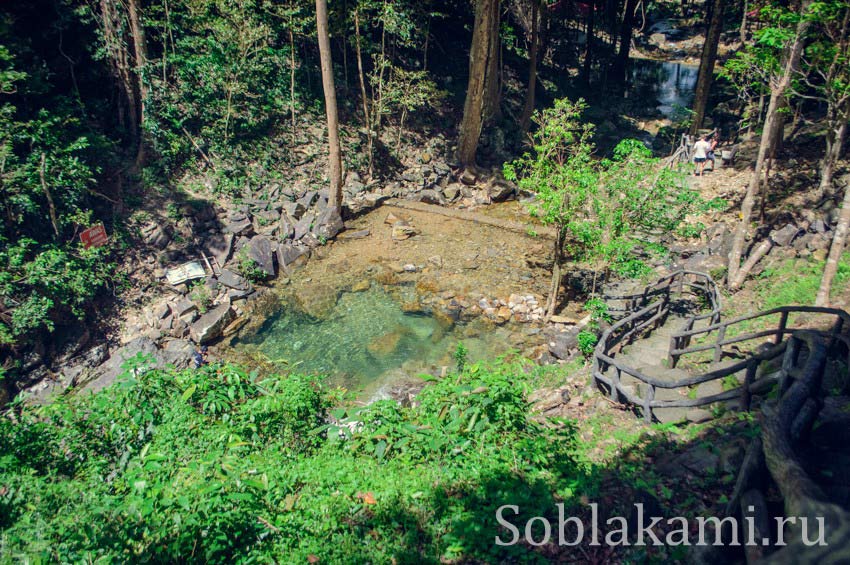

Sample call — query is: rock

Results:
[172,297,197,318]
[189,304,235,344]
[770,224,800,247]
[392,223,418,240]
[813,248,828,262]
[486,178,516,202]
[549,315,577,325]
[810,218,828,233]
[387,262,406,274]
[207,233,235,265]
[338,229,370,240]
[222,317,248,337]
[279,215,295,240]
[416,189,445,205]
[312,205,344,240]
[548,328,581,360]
[297,190,318,210]
[223,217,253,236]
[531,387,570,414]
[428,255,443,268]
[160,339,195,369]
[277,244,310,269]
[706,223,734,257]
[217,268,251,291]
[351,279,371,292]
[282,201,306,220]
[459,169,477,185]
[443,183,462,201]
[385,212,401,225]
[420,151,432,164]
[144,224,172,249]
[367,328,407,356]
[82,337,161,393]
[293,283,339,319]
[247,235,276,277]
[294,213,314,240]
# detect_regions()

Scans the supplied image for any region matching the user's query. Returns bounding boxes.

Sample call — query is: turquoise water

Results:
[233,285,514,393]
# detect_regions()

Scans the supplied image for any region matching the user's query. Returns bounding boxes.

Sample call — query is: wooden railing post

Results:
[714,325,727,364]
[611,367,621,401]
[644,385,655,424]
[741,359,757,411]
[776,310,789,344]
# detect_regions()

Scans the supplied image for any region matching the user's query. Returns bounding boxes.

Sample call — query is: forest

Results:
[1,0,850,562]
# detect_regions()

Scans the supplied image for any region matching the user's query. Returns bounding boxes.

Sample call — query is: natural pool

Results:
[231,284,518,398]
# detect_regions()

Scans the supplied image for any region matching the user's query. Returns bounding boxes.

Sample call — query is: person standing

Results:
[692,136,712,176]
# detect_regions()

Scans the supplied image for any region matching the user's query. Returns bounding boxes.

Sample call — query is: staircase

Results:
[593,271,850,424]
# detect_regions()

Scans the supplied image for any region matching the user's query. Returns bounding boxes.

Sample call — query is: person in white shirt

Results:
[692,136,712,176]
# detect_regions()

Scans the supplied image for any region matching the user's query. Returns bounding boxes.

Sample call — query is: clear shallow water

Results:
[233,285,515,394]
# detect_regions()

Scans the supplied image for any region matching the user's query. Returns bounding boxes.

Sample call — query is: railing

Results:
[593,271,850,423]
[669,306,850,368]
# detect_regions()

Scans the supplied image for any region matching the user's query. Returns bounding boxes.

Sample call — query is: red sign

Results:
[80,224,108,249]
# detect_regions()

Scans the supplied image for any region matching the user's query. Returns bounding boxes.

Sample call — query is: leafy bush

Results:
[577,330,599,356]
[0,358,589,563]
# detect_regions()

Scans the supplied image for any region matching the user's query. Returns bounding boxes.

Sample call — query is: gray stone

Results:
[486,179,516,202]
[338,229,371,240]
[548,328,581,360]
[217,268,251,291]
[189,304,235,344]
[172,297,197,318]
[223,217,253,236]
[282,201,306,220]
[294,213,314,240]
[293,283,339,319]
[155,302,171,320]
[160,339,195,369]
[82,337,161,393]
[416,189,445,205]
[686,408,713,423]
[279,214,295,240]
[144,224,172,249]
[247,235,276,277]
[443,183,462,201]
[277,244,310,269]
[312,205,344,240]
[297,190,318,210]
[810,218,828,233]
[206,233,234,265]
[770,224,800,246]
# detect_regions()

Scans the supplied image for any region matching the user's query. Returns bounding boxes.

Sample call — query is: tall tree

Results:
[316,0,343,208]
[458,0,499,168]
[816,176,850,306]
[483,0,502,123]
[126,0,148,167]
[582,0,596,85]
[519,0,540,131]
[612,0,640,81]
[727,1,812,289]
[689,0,725,135]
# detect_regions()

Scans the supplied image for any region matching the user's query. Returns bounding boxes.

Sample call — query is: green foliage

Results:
[0,359,589,562]
[505,99,698,281]
[235,247,268,283]
[753,252,850,309]
[454,341,468,373]
[577,330,598,356]
[188,280,212,313]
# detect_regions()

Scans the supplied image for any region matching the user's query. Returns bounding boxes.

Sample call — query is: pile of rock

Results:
[478,294,545,324]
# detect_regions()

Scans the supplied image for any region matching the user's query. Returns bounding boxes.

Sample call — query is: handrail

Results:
[593,270,850,423]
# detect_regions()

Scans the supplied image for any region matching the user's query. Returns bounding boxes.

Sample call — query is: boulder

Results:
[392,223,418,240]
[82,337,161,393]
[217,268,251,291]
[294,213,314,240]
[247,235,276,277]
[282,201,306,220]
[416,189,445,205]
[189,304,235,344]
[770,224,800,246]
[312,205,344,240]
[144,224,172,249]
[338,229,371,240]
[443,183,462,201]
[297,190,318,210]
[223,217,253,236]
[206,233,235,265]
[277,244,310,269]
[548,327,581,360]
[279,214,295,240]
[172,297,197,318]
[160,339,195,369]
[486,179,516,202]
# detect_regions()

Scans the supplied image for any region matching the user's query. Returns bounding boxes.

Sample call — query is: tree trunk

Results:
[126,0,148,168]
[458,0,499,168]
[727,3,811,289]
[582,0,595,85]
[316,0,343,207]
[816,168,850,307]
[546,228,565,319]
[819,119,847,198]
[39,153,59,239]
[353,9,373,178]
[99,0,139,150]
[740,0,748,44]
[612,0,640,81]
[689,0,724,136]
[519,0,540,132]
[483,0,502,124]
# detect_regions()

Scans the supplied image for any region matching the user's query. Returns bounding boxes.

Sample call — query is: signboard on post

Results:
[80,224,108,249]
